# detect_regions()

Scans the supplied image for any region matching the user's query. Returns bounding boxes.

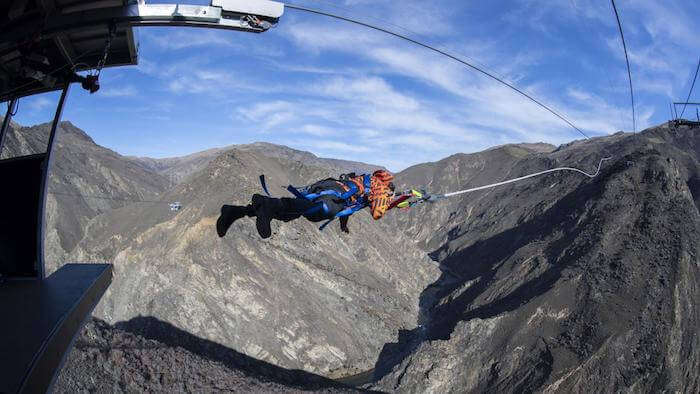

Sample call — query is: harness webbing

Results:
[287,174,372,230]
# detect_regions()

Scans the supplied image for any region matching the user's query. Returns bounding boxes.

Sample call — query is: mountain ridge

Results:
[3,118,698,392]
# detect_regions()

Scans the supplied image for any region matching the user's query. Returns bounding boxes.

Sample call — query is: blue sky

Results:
[9,0,700,170]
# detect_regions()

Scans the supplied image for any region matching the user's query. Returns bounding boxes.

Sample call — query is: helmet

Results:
[372,169,394,182]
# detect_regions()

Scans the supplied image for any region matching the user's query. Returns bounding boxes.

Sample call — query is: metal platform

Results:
[0,0,283,102]
[0,263,113,393]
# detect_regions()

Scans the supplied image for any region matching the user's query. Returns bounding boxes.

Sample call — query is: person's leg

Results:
[253,194,316,238]
[216,204,256,237]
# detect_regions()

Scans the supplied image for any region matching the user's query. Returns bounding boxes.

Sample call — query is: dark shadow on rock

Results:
[688,175,700,212]
[370,159,618,385]
[112,315,366,391]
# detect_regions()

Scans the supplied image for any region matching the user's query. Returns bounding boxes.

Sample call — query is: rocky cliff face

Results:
[5,118,698,392]
[371,124,700,393]
[72,145,438,378]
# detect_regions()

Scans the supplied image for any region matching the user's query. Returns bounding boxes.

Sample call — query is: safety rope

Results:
[442,157,612,197]
[395,157,612,208]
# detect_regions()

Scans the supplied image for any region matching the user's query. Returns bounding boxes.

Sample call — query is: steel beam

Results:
[0,2,283,53]
[37,84,70,279]
[211,0,283,18]
[0,99,17,156]
[672,102,700,121]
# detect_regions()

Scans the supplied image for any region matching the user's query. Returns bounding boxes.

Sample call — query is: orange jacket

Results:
[368,170,394,220]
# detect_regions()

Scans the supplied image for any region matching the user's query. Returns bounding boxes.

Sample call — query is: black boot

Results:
[252,194,273,239]
[216,204,254,237]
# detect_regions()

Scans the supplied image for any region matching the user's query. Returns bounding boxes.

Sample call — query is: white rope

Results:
[442,157,612,198]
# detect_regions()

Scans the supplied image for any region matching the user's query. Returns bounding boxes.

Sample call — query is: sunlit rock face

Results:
[4,120,438,377]
[78,145,438,377]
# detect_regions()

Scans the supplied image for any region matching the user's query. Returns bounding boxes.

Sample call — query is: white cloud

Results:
[317,76,420,111]
[287,14,652,139]
[143,29,242,50]
[161,63,269,96]
[299,124,334,136]
[287,21,382,53]
[303,140,372,153]
[99,85,137,97]
[242,100,293,119]
[26,96,54,112]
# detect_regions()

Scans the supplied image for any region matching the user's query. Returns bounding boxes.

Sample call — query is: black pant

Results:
[264,179,346,223]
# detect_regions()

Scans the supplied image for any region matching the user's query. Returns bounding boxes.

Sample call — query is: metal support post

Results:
[669,103,674,121]
[36,84,70,279]
[0,98,18,156]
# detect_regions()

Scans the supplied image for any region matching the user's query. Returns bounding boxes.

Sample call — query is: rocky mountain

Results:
[4,119,433,382]
[127,146,233,185]
[235,142,384,175]
[128,141,383,185]
[370,123,700,392]
[5,117,698,392]
[71,143,437,378]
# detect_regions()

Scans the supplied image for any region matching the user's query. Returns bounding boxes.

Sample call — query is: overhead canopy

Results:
[0,0,283,102]
[0,0,137,102]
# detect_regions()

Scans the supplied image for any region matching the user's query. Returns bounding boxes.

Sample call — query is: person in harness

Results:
[216,170,396,239]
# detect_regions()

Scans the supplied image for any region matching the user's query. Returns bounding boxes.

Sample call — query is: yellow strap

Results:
[411,189,423,198]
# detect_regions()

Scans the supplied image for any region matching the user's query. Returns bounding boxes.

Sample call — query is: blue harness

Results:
[287,175,371,230]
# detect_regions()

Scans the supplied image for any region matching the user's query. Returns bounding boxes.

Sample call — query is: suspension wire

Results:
[567,1,626,131]
[680,57,700,119]
[610,0,636,133]
[50,191,175,205]
[284,3,590,139]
